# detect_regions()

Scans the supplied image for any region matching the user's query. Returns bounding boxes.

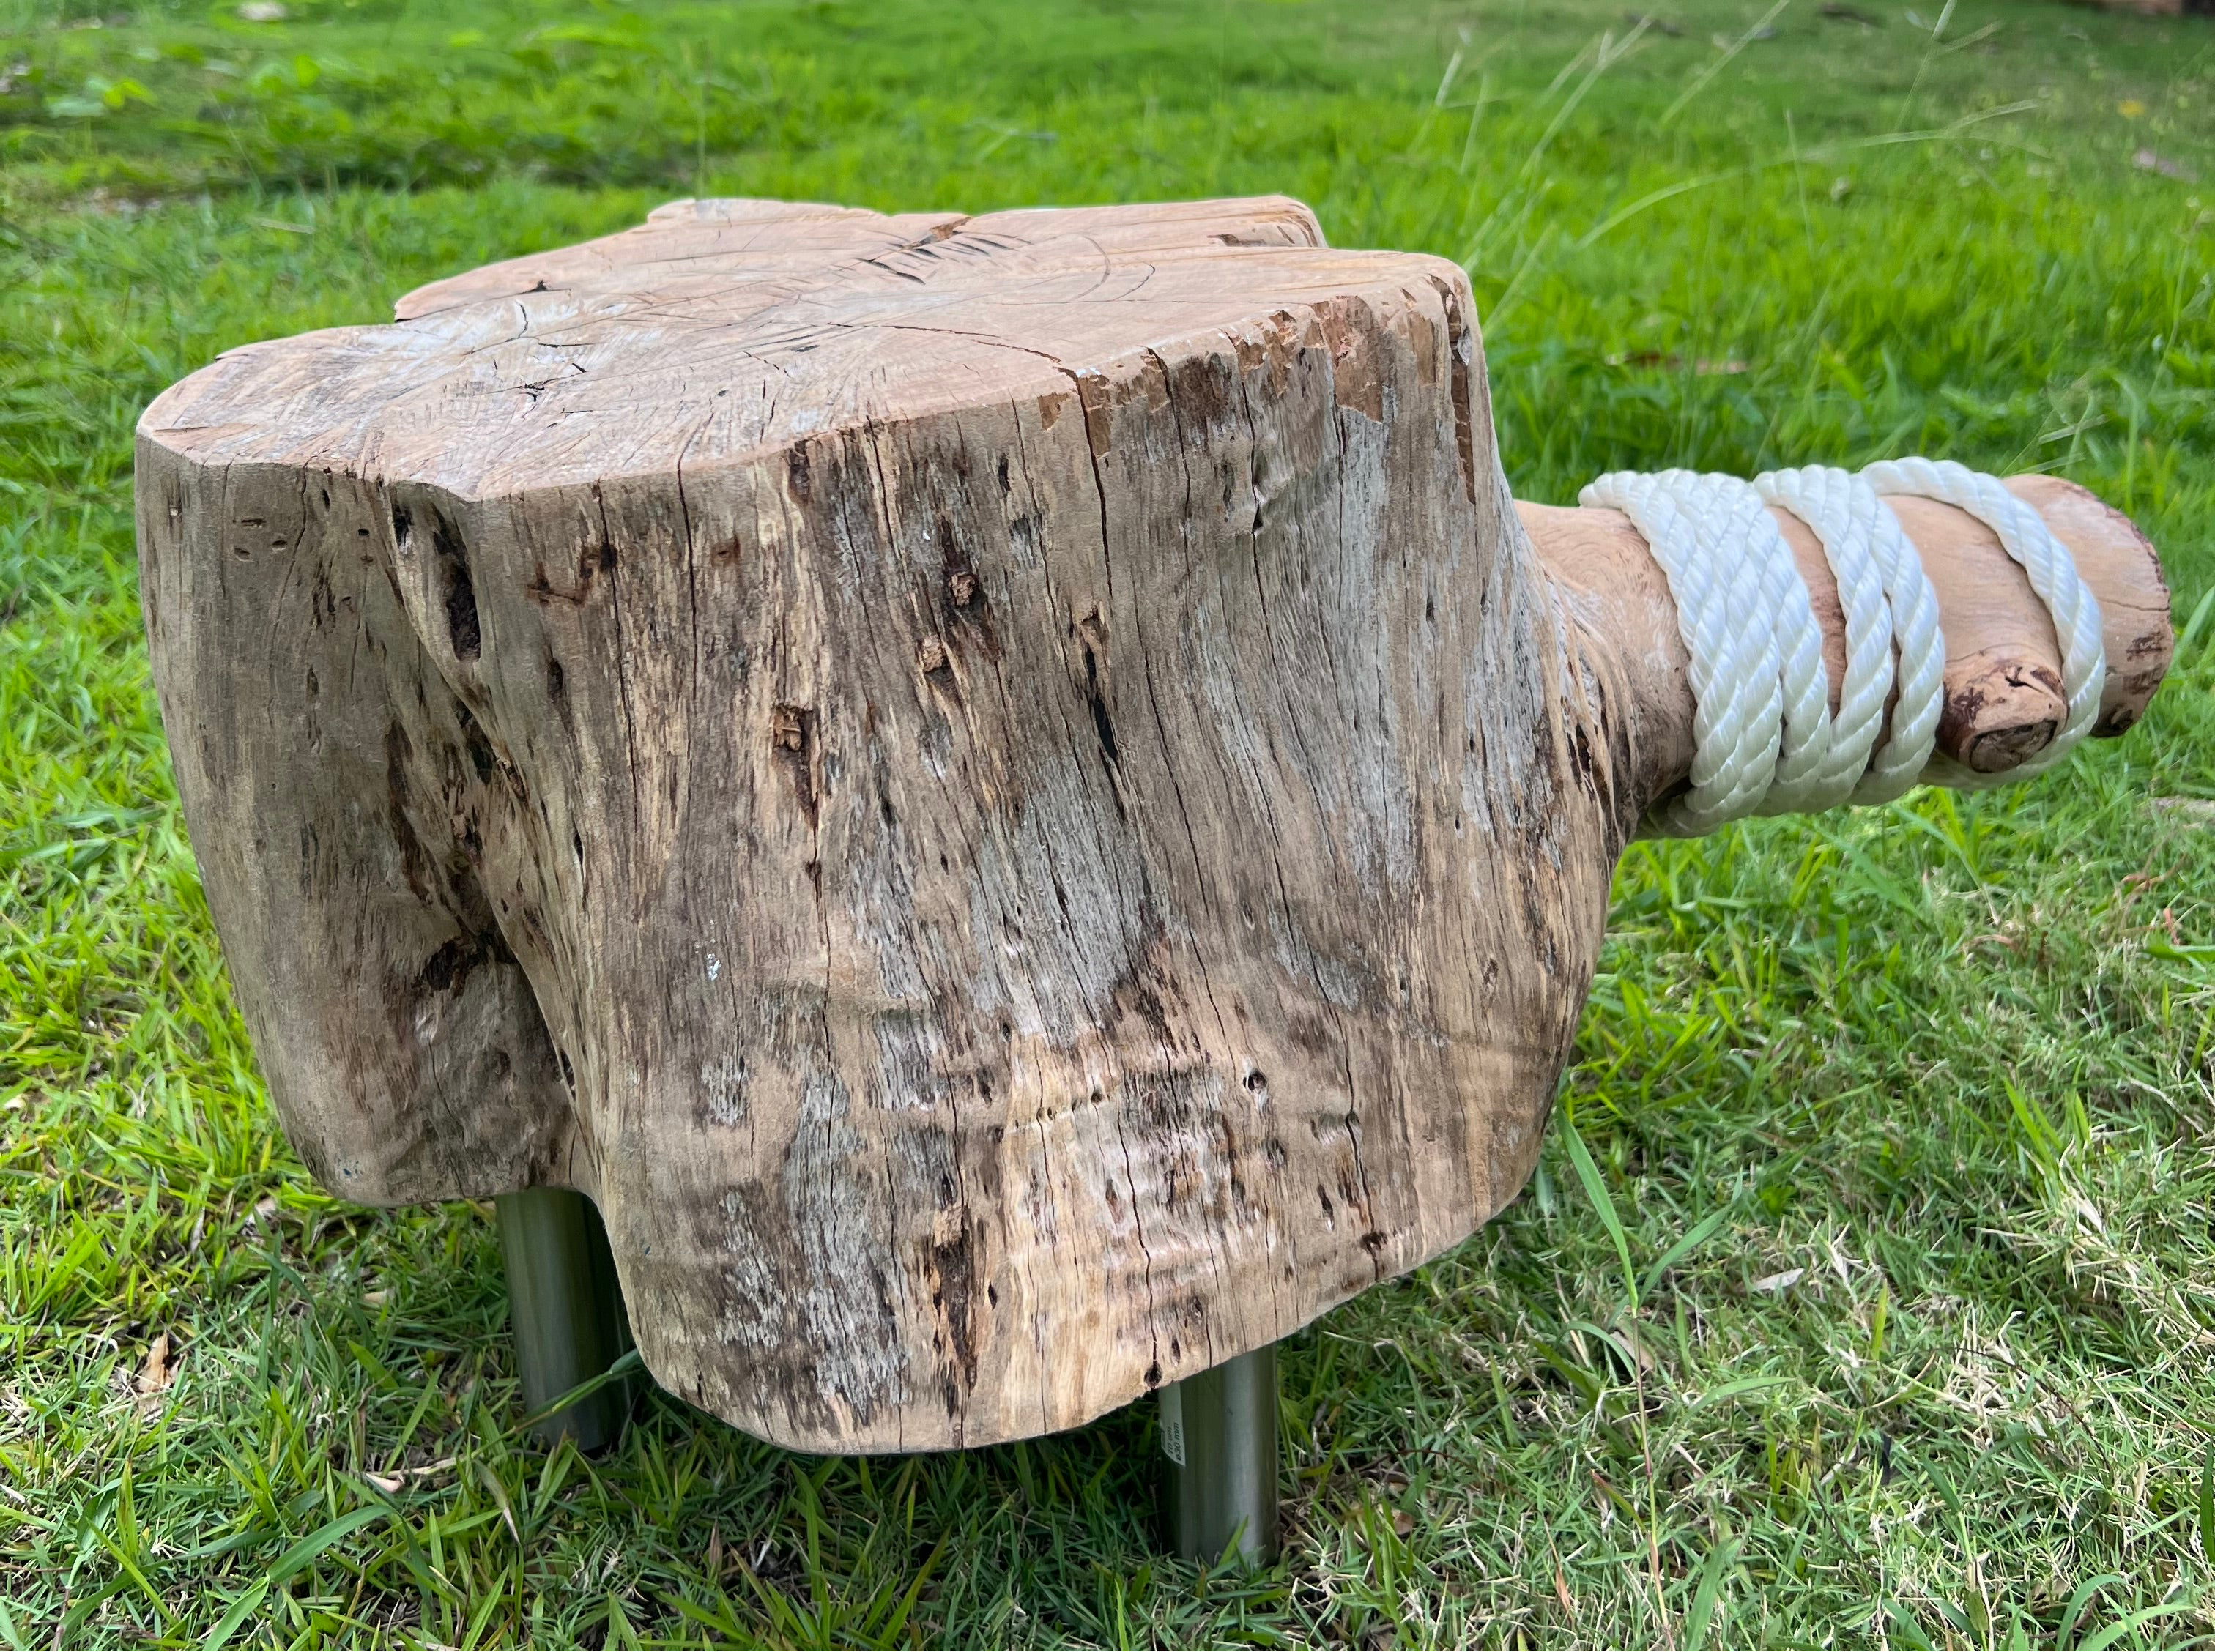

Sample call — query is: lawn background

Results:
[4,0,2215,1644]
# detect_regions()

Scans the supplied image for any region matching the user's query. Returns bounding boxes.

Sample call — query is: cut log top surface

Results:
[146,195,1468,496]
[136,194,2170,1456]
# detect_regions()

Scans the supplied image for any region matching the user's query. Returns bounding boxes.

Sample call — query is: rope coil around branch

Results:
[1578,459,2104,835]
[1755,465,1943,805]
[1861,458,2106,787]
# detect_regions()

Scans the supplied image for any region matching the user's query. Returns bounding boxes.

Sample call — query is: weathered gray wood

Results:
[135,194,2170,1456]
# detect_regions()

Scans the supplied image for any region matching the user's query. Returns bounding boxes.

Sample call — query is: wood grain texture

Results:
[140,196,1618,1451]
[136,194,2169,1454]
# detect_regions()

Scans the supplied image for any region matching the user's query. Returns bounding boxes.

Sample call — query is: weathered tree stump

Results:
[136,196,2170,1455]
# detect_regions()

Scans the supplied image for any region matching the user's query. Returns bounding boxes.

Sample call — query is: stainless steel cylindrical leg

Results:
[494,1186,636,1452]
[1160,1342,1280,1564]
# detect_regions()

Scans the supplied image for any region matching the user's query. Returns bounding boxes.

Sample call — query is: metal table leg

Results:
[1160,1342,1280,1564]
[494,1186,637,1452]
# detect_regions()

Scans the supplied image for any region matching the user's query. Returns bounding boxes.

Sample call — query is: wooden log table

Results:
[136,195,2172,1565]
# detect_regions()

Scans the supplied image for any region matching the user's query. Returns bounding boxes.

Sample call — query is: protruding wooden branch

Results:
[1523,477,2170,816]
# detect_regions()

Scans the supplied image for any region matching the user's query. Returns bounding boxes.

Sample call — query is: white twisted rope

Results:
[1650,471,1833,817]
[1578,470,1783,835]
[1754,466,1944,805]
[1581,458,2104,833]
[1861,457,2106,788]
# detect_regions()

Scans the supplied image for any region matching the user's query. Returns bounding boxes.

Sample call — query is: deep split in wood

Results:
[136,195,2171,1561]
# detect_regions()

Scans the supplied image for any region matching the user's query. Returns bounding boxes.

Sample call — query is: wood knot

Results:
[771,704,809,751]
[771,703,820,831]
[1939,649,2066,774]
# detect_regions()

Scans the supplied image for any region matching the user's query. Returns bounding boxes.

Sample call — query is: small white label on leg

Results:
[1159,1383,1185,1466]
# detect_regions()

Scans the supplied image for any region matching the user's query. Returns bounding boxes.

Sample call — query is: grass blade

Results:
[2179,587,2215,661]
[2200,1441,2214,1566]
[1661,0,1795,126]
[1641,1205,1730,1302]
[204,1503,394,1641]
[1682,1536,1736,1651]
[2074,1597,2198,1652]
[1883,1600,1936,1651]
[2057,1574,2124,1648]
[1559,1112,1638,1311]
[200,1580,270,1652]
[259,1504,390,1588]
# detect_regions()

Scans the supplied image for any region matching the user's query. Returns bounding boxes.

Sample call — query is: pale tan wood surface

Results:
[137,195,2170,1454]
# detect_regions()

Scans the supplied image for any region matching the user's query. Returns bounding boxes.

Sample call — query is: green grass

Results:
[3,0,2214,1643]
